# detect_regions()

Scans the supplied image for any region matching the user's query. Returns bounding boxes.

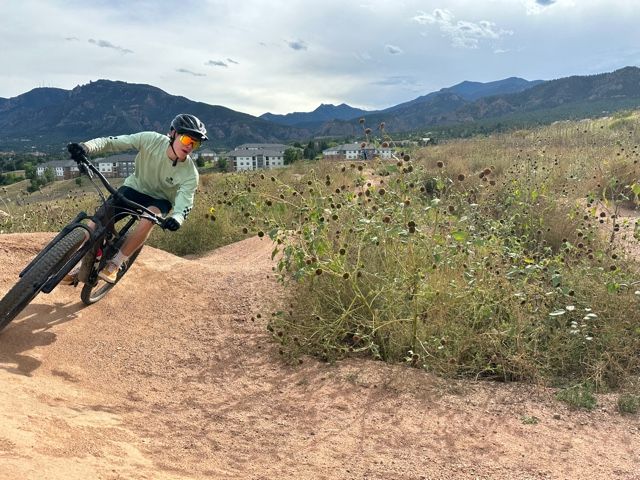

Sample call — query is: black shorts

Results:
[96,186,172,223]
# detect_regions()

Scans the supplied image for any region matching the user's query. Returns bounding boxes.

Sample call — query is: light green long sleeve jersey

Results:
[83,131,199,225]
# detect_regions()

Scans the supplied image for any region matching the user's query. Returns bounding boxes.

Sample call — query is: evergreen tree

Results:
[23,162,36,180]
[43,167,55,184]
[284,148,301,165]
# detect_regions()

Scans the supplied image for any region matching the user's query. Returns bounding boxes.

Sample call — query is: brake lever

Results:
[77,162,94,178]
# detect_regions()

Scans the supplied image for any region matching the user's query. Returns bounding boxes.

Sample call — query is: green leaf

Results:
[451,230,467,242]
[531,190,539,202]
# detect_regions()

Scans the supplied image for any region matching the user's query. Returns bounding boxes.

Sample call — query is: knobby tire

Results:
[80,247,142,305]
[0,228,87,332]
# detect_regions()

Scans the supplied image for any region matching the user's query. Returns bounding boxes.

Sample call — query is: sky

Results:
[1,0,639,117]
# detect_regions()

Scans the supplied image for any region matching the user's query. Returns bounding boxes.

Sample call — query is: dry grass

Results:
[2,114,639,391]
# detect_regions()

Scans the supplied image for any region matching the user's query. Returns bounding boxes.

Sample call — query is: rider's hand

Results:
[67,142,88,158]
[162,217,181,231]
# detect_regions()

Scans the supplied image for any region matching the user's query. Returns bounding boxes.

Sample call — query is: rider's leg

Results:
[118,205,161,257]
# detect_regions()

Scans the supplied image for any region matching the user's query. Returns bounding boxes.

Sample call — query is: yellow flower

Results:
[209,207,216,214]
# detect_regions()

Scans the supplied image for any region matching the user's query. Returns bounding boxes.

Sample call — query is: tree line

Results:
[0,153,65,190]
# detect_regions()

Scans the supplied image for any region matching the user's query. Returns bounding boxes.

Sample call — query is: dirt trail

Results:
[0,233,638,480]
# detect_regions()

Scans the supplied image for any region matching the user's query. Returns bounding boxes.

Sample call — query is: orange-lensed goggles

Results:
[178,134,201,150]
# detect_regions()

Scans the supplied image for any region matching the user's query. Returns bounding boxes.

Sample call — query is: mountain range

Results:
[258,77,544,129]
[1,66,640,152]
[260,103,370,127]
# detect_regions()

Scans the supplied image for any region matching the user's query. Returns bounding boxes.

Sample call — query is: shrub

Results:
[556,384,597,410]
[617,394,640,414]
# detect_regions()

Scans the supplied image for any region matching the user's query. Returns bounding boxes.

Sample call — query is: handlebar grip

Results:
[67,143,89,163]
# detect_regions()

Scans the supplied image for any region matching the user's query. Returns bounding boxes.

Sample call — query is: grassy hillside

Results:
[2,113,639,401]
[211,111,640,395]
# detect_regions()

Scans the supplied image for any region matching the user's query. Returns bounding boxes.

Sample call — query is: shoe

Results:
[98,262,120,284]
[60,272,78,286]
[59,264,81,286]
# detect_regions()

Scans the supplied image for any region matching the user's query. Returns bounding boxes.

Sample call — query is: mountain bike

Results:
[0,150,166,332]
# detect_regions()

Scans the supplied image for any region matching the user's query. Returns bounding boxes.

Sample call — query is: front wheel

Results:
[0,228,87,332]
[80,247,142,305]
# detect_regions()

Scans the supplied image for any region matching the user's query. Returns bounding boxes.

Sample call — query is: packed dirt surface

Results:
[0,233,638,480]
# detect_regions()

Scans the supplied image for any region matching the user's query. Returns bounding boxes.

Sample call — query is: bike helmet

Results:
[170,114,208,141]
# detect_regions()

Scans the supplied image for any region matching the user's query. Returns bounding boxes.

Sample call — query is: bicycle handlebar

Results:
[70,152,166,227]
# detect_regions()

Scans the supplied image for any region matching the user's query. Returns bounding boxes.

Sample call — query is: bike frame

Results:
[18,153,164,294]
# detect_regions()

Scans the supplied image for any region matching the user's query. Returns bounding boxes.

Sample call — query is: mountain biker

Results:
[65,113,207,284]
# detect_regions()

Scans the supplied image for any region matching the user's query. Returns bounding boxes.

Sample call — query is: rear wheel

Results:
[80,247,142,305]
[0,228,87,332]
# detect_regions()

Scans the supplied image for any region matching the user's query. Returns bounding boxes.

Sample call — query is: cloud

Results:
[354,51,373,63]
[287,40,307,51]
[385,44,403,55]
[525,0,558,14]
[176,69,206,77]
[413,8,454,25]
[88,38,133,54]
[206,60,228,68]
[412,9,512,49]
[64,37,79,41]
[227,58,239,64]
[372,75,419,87]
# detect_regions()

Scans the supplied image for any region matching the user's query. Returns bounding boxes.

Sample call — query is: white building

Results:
[97,158,117,177]
[199,149,220,162]
[322,142,394,160]
[94,153,135,178]
[227,143,286,171]
[330,143,362,160]
[36,154,136,180]
[237,143,287,152]
[36,160,80,179]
